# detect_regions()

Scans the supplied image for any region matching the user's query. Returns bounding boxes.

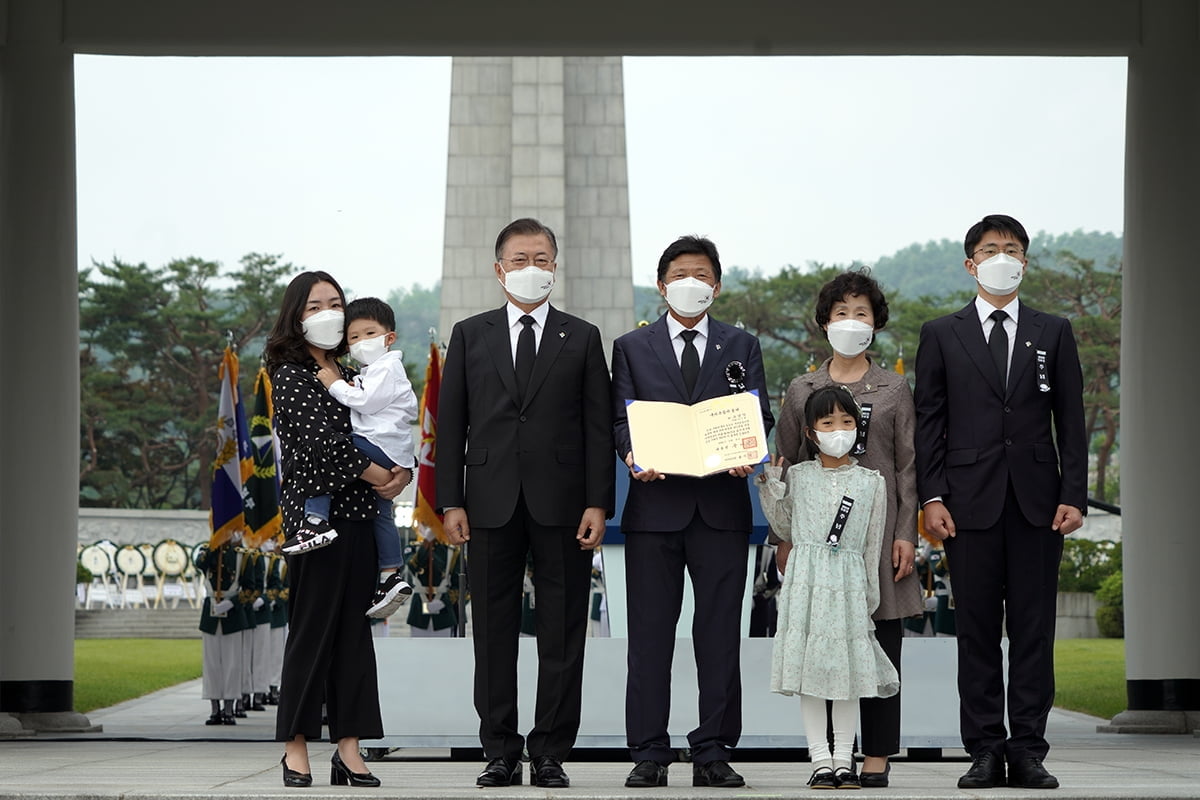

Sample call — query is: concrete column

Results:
[439,56,633,353]
[1102,0,1200,735]
[0,0,96,734]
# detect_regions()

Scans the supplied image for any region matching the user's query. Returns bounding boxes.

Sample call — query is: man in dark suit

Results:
[914,214,1087,791]
[612,235,774,789]
[438,217,615,789]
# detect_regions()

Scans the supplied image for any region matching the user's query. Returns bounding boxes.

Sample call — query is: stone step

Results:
[75,607,203,639]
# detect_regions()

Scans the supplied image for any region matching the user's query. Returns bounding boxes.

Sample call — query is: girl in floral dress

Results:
[758,386,899,789]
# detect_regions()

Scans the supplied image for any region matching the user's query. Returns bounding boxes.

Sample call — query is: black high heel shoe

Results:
[331,750,381,787]
[280,754,313,788]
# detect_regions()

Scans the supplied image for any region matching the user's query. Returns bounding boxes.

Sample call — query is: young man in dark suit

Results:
[914,214,1087,790]
[612,235,774,789]
[438,217,615,789]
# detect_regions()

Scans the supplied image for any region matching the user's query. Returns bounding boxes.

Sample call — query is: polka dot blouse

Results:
[272,361,377,534]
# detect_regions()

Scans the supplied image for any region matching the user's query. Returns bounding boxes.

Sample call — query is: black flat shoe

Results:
[858,762,890,788]
[693,760,745,788]
[626,760,669,787]
[807,767,837,789]
[281,755,313,788]
[833,767,860,789]
[1007,757,1059,789]
[958,752,1005,789]
[330,751,381,787]
[530,755,569,788]
[476,756,522,787]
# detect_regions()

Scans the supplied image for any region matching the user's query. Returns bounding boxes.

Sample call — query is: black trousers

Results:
[860,618,903,757]
[467,493,593,761]
[624,513,749,765]
[942,481,1063,761]
[276,518,383,742]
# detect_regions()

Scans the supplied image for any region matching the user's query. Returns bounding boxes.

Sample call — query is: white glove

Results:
[252,597,265,610]
[425,599,445,614]
[213,599,234,615]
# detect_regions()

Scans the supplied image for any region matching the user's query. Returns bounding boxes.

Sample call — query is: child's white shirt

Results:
[327,350,418,469]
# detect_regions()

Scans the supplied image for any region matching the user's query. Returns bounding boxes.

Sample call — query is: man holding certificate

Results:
[612,235,774,789]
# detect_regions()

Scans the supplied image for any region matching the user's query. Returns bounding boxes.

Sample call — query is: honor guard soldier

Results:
[402,529,461,637]
[198,541,249,725]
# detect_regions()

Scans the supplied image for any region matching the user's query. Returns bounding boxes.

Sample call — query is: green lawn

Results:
[1054,638,1125,720]
[74,639,202,713]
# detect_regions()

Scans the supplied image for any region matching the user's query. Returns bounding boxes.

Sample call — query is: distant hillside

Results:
[871,229,1122,299]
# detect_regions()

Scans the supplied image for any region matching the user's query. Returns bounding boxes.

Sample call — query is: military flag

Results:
[411,342,446,543]
[209,346,246,549]
[243,367,282,548]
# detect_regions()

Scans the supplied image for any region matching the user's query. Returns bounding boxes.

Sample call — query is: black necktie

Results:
[515,315,536,397]
[988,309,1009,390]
[680,329,700,397]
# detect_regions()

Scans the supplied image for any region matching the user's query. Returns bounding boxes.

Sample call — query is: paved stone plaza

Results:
[0,679,1196,800]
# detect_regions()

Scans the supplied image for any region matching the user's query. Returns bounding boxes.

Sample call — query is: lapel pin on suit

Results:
[559,331,565,338]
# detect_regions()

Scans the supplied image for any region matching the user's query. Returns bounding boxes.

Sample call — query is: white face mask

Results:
[500,265,555,304]
[349,334,391,366]
[663,277,714,317]
[301,309,345,350]
[973,252,1025,295]
[826,320,874,357]
[814,429,858,459]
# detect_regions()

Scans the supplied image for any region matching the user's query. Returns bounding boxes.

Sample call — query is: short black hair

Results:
[656,235,722,283]
[814,269,890,330]
[804,386,861,432]
[964,214,1030,258]
[495,217,558,261]
[345,297,395,332]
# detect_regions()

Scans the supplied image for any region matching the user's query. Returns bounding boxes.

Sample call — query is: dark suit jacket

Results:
[612,314,774,533]
[914,300,1088,531]
[436,304,615,529]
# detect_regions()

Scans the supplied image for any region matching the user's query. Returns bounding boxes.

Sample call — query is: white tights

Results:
[800,694,857,771]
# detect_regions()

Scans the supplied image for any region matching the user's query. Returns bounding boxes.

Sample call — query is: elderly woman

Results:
[774,269,923,788]
[265,271,409,788]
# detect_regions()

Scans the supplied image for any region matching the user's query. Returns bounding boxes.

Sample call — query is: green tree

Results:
[80,253,292,509]
[1020,252,1121,502]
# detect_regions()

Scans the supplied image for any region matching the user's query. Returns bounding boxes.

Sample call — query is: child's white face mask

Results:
[814,429,857,459]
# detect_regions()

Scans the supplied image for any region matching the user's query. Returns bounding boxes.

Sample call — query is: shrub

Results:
[1095,571,1124,638]
[1058,539,1121,593]
[77,561,93,584]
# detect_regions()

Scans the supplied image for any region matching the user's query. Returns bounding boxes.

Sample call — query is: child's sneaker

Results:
[366,573,413,618]
[282,518,339,555]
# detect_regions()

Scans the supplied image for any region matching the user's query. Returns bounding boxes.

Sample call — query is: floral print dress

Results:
[758,458,900,700]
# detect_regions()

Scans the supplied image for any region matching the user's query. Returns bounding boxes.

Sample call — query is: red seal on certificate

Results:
[742,436,758,449]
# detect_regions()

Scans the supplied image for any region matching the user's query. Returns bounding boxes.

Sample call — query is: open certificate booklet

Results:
[626,391,770,477]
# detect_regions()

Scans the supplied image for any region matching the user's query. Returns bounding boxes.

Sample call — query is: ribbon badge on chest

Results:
[827,496,855,552]
[852,402,873,456]
[1035,349,1050,392]
[725,361,746,394]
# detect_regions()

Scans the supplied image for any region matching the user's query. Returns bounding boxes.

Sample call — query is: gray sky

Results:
[75,55,1126,297]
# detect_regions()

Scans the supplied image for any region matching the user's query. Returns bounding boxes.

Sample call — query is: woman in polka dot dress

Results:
[265,271,411,787]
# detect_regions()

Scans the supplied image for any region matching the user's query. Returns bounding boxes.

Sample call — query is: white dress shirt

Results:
[327,350,419,468]
[975,294,1020,373]
[506,301,550,363]
[665,313,710,368]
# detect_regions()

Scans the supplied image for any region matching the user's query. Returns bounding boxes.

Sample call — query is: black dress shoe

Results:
[807,767,837,789]
[220,713,237,725]
[693,760,745,788]
[330,750,381,787]
[530,755,569,788]
[476,756,522,787]
[833,766,861,789]
[1007,757,1059,789]
[858,762,890,788]
[205,713,223,726]
[280,754,313,788]
[958,752,1005,789]
[626,760,669,787]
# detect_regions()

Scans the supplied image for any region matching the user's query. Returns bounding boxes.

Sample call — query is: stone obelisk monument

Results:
[438,56,635,354]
